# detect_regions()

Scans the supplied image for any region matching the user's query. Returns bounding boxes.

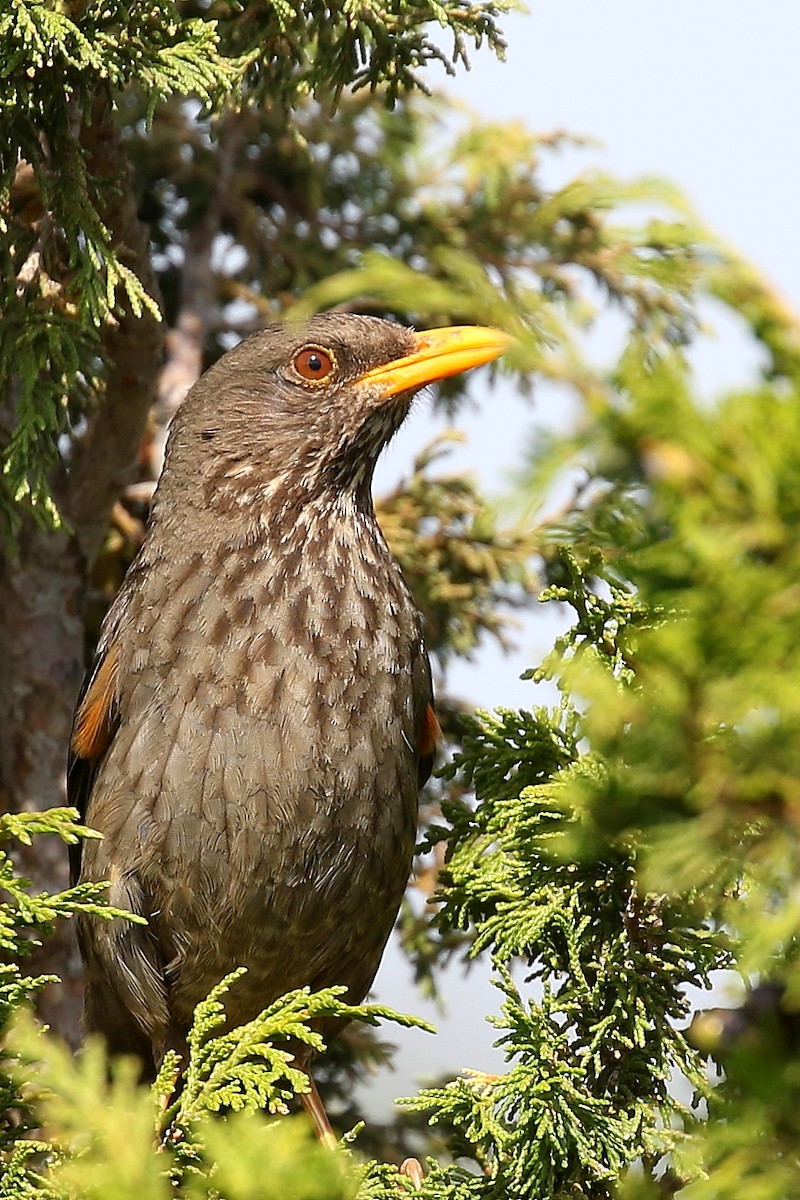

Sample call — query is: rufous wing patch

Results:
[419,702,442,760]
[71,644,121,762]
[417,702,441,789]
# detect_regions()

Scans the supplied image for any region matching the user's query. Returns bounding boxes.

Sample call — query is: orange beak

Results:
[355,325,513,398]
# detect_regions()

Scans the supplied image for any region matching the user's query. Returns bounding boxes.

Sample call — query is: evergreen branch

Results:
[157,969,434,1174]
[63,96,164,562]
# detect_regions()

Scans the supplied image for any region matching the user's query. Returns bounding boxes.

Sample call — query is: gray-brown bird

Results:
[68,313,510,1138]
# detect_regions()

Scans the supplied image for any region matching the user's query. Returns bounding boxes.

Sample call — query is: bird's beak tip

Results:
[356,324,514,399]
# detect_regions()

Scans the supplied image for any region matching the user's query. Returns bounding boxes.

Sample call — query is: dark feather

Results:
[417,701,441,789]
[67,642,121,885]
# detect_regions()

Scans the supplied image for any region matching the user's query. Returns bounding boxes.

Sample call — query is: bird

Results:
[68,312,511,1142]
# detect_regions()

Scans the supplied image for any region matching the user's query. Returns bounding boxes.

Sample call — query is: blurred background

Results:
[367,0,800,1112]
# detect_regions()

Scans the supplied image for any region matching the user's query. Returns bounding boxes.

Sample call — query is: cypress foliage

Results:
[4,2,800,1196]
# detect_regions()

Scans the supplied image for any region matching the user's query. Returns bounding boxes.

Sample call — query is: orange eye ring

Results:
[293,345,335,383]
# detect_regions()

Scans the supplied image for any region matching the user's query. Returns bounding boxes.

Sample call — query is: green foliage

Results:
[0,809,143,966]
[1,0,507,529]
[378,436,532,661]
[1,816,432,1197]
[414,284,800,1194]
[6,233,800,1200]
[160,971,431,1140]
[6,0,800,1195]
[411,709,726,1196]
[10,1006,359,1200]
[0,809,142,1198]
[566,381,800,1195]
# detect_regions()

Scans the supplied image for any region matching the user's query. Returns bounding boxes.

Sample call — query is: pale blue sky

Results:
[459,0,800,297]
[366,0,800,1113]
[377,0,800,708]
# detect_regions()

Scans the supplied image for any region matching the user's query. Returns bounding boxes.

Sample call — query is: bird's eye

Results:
[293,346,334,383]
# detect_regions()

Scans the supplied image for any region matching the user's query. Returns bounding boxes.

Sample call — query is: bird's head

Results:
[158,313,511,522]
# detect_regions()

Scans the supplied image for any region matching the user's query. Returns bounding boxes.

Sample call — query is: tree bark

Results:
[1,101,241,1042]
[0,97,164,1044]
[65,97,164,563]
[0,526,87,1042]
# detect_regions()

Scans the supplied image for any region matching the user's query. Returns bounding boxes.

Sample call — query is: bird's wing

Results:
[417,701,441,789]
[67,639,121,886]
[414,646,440,789]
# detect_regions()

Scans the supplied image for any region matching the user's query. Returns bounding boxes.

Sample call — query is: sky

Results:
[364,0,800,1115]
[377,0,800,708]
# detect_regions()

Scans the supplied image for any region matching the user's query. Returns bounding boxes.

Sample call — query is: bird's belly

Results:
[87,682,420,1029]
[150,786,416,1027]
[82,557,428,1038]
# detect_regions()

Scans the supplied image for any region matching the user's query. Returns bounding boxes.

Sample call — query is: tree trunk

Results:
[0,96,164,1045]
[0,526,87,1042]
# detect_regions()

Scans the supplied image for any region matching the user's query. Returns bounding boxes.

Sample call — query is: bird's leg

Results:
[400,1158,424,1188]
[298,1070,424,1186]
[300,1071,337,1150]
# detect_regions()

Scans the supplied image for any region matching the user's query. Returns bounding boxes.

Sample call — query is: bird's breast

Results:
[90,524,427,917]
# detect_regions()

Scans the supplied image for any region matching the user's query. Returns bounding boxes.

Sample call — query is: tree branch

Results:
[65,97,165,565]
